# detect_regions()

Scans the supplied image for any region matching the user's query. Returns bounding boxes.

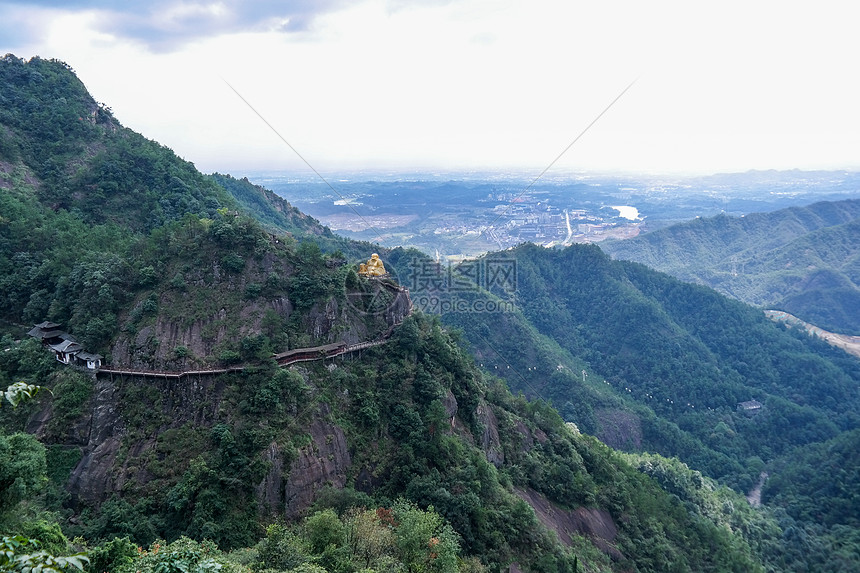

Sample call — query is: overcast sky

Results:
[2,0,859,176]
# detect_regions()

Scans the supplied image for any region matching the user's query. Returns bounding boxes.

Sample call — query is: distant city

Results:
[251,170,860,260]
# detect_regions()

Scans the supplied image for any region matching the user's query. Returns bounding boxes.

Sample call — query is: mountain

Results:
[601,199,860,334]
[0,54,385,365]
[0,55,794,572]
[387,242,860,570]
[207,173,364,256]
[393,243,860,487]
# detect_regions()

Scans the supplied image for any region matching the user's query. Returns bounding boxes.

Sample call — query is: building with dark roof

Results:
[27,321,65,343]
[49,336,83,364]
[75,351,103,370]
[28,322,102,370]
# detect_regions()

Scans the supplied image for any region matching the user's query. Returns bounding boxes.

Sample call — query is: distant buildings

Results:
[27,321,102,370]
[737,399,763,415]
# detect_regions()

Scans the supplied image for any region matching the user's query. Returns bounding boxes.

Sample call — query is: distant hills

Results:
[602,199,860,334]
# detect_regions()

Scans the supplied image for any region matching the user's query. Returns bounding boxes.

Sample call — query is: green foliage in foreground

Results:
[1,382,50,408]
[0,536,88,573]
[248,502,463,573]
[0,432,47,516]
[97,505,466,573]
[0,383,88,573]
[117,538,236,573]
[0,382,49,520]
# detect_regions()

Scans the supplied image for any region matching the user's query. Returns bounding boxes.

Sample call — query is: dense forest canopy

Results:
[2,54,860,572]
[602,200,860,334]
[397,244,860,484]
[390,218,860,571]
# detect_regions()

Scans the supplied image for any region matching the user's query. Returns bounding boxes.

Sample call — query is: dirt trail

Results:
[746,472,768,507]
[764,310,860,359]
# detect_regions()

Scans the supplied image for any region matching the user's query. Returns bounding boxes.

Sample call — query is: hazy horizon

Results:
[242,165,860,183]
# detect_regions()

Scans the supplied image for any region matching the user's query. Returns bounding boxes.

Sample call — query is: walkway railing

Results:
[98,282,412,380]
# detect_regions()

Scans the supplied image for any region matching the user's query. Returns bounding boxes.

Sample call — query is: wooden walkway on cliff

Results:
[96,338,392,381]
[97,277,411,381]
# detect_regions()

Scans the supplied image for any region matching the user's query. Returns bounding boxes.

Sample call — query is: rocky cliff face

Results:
[255,408,353,519]
[282,414,352,519]
[45,373,228,506]
[109,266,412,370]
[515,486,623,561]
[110,297,295,370]
[37,369,353,519]
[475,400,505,467]
[44,284,413,517]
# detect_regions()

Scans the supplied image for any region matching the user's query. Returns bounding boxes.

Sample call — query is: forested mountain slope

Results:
[0,55,800,572]
[601,199,860,334]
[4,311,779,572]
[207,173,365,257]
[388,243,860,570]
[392,243,860,491]
[0,55,381,366]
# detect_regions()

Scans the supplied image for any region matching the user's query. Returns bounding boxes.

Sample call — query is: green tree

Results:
[1,382,49,520]
[255,524,308,572]
[392,501,459,573]
[84,536,138,573]
[304,510,344,555]
[342,508,396,571]
[117,537,237,573]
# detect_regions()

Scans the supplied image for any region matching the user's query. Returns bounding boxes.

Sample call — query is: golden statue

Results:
[358,253,387,277]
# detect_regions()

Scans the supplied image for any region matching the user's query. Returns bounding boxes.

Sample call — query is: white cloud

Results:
[2,0,859,175]
[0,0,351,51]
